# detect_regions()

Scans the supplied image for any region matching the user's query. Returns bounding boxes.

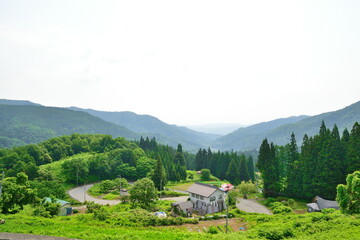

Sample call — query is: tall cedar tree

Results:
[151,156,167,190]
[173,144,187,180]
[247,155,255,181]
[239,154,250,182]
[286,132,300,198]
[257,139,280,197]
[226,158,240,185]
[347,122,360,174]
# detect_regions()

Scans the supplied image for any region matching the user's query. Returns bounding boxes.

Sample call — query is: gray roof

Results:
[306,203,320,211]
[186,182,221,197]
[316,196,339,210]
[171,201,193,211]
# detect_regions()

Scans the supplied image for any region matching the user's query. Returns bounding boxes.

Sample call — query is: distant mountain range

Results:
[186,123,247,135]
[67,107,220,151]
[0,99,359,152]
[0,104,137,148]
[212,101,360,151]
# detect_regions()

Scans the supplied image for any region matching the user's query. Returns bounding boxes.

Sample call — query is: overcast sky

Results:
[0,0,359,126]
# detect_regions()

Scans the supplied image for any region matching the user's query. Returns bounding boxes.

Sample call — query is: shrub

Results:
[287,199,295,207]
[94,206,109,221]
[272,206,292,214]
[207,226,219,234]
[269,202,283,210]
[237,180,258,194]
[86,201,101,213]
[258,226,294,240]
[264,198,277,206]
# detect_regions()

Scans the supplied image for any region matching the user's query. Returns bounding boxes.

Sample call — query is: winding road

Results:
[69,185,271,215]
[68,184,188,205]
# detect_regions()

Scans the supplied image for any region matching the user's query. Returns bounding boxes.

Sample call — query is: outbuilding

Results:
[44,197,72,216]
[306,196,339,212]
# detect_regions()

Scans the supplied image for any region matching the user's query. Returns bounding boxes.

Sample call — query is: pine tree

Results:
[246,155,255,181]
[257,139,280,197]
[239,154,250,182]
[226,158,240,185]
[347,122,360,174]
[286,132,300,198]
[151,156,167,190]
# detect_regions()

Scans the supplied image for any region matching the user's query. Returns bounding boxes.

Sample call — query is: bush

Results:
[94,206,109,221]
[287,199,295,207]
[207,226,219,234]
[258,226,294,240]
[86,201,101,213]
[264,198,277,206]
[33,200,61,218]
[269,202,283,210]
[272,206,292,214]
[237,180,258,194]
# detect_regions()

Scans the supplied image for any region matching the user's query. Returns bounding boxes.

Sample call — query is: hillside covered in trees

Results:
[213,101,360,151]
[69,107,220,151]
[257,121,360,200]
[0,104,137,148]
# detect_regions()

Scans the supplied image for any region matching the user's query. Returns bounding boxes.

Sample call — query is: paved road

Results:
[236,198,272,215]
[68,184,188,205]
[68,184,120,205]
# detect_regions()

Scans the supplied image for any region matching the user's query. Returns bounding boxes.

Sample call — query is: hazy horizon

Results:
[1,0,359,125]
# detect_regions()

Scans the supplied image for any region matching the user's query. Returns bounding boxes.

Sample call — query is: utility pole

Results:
[84,182,86,202]
[76,167,79,187]
[0,170,4,199]
[119,174,122,198]
[225,192,229,233]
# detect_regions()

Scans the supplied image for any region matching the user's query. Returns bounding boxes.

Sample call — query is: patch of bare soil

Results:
[161,218,247,233]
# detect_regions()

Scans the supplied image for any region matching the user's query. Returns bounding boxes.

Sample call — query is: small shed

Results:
[44,197,72,216]
[306,196,339,212]
[171,201,193,216]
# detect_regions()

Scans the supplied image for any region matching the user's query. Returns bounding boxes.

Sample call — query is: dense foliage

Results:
[336,171,360,214]
[257,121,360,200]
[0,104,137,148]
[194,148,255,185]
[139,137,190,182]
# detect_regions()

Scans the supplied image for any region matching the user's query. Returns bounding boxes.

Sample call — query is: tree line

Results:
[257,121,360,200]
[194,148,256,185]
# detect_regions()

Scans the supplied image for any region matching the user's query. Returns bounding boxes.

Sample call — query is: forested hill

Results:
[212,101,360,151]
[211,116,309,151]
[0,99,41,106]
[0,104,138,148]
[68,107,220,151]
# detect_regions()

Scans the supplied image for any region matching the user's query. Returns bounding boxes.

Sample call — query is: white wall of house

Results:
[189,189,225,206]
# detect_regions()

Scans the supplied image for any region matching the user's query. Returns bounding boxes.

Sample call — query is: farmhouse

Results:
[306,196,339,212]
[186,182,227,214]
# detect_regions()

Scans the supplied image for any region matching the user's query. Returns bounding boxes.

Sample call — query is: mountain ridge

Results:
[67,106,221,151]
[211,101,360,151]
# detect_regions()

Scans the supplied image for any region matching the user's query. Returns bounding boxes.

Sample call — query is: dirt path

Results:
[161,218,246,232]
[0,232,79,240]
[236,198,272,215]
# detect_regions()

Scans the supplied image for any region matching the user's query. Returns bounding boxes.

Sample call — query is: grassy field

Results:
[166,170,227,191]
[1,206,359,240]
